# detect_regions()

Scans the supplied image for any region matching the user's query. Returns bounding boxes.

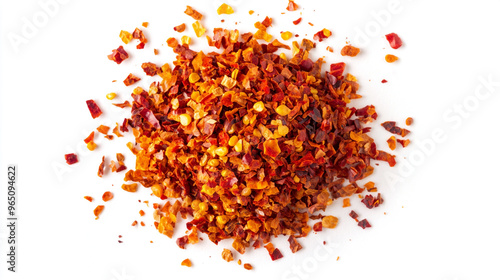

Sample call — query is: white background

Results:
[1,0,500,279]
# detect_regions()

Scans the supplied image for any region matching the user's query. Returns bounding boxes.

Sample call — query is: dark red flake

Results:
[381,121,410,137]
[65,153,78,165]
[361,193,383,209]
[381,79,388,83]
[176,235,189,249]
[107,46,129,64]
[385,33,402,49]
[141,62,160,76]
[86,100,102,119]
[270,248,283,261]
[349,210,358,220]
[358,219,371,229]
[330,62,346,77]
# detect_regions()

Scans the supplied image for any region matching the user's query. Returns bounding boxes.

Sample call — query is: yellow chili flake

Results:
[181,258,192,267]
[254,29,273,42]
[181,35,191,45]
[87,141,97,151]
[249,10,254,15]
[119,30,132,44]
[222,249,234,262]
[192,21,206,37]
[385,54,399,63]
[281,31,293,41]
[276,104,291,116]
[346,73,357,82]
[322,215,338,229]
[208,159,220,167]
[217,3,234,15]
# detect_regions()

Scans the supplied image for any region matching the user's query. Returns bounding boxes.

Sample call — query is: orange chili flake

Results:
[102,191,114,202]
[222,249,234,262]
[123,73,141,86]
[293,17,302,25]
[364,181,377,192]
[341,45,360,57]
[142,22,148,28]
[97,156,105,177]
[119,31,132,44]
[174,23,186,33]
[140,221,145,226]
[243,263,253,270]
[387,136,397,150]
[131,220,138,226]
[121,183,138,193]
[166,37,178,48]
[84,196,93,202]
[249,10,254,15]
[184,6,203,20]
[385,54,399,63]
[342,198,351,208]
[84,131,95,144]
[94,205,104,219]
[326,46,333,52]
[96,125,110,135]
[181,258,192,267]
[397,138,411,148]
[139,210,145,216]
[154,49,159,55]
[406,117,413,126]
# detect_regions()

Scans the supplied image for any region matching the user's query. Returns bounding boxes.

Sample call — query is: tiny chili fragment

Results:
[65,153,78,165]
[341,45,360,57]
[217,3,234,15]
[184,5,203,20]
[102,191,114,202]
[83,131,94,144]
[221,249,234,262]
[173,23,186,32]
[86,100,102,119]
[288,236,303,253]
[406,117,413,126]
[243,263,253,270]
[181,258,192,267]
[397,138,411,148]
[97,156,105,177]
[141,62,160,76]
[293,17,302,25]
[385,54,399,63]
[349,211,359,221]
[94,205,104,219]
[387,136,397,150]
[83,196,93,202]
[123,73,141,86]
[385,33,403,49]
[361,193,383,209]
[358,219,371,229]
[313,29,332,42]
[381,121,411,137]
[107,46,129,64]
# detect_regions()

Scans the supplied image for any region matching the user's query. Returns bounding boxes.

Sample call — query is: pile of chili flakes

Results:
[73,3,412,266]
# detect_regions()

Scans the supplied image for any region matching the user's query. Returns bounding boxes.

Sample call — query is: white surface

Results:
[1,0,500,279]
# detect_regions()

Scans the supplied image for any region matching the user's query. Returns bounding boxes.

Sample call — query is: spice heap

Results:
[73,3,410,264]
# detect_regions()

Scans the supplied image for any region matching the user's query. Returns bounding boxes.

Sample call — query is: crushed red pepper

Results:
[102,191,114,202]
[123,74,141,86]
[84,131,94,144]
[385,33,402,49]
[286,1,299,11]
[405,117,413,126]
[97,156,105,177]
[361,193,383,209]
[108,46,129,64]
[184,6,203,20]
[397,138,410,148]
[358,219,371,229]
[84,196,93,202]
[86,100,102,119]
[381,121,410,137]
[293,18,302,25]
[65,153,78,165]
[174,23,186,33]
[341,45,360,57]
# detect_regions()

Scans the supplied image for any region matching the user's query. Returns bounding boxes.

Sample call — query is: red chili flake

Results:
[86,100,102,119]
[65,153,78,165]
[107,46,129,64]
[112,101,132,108]
[123,73,141,86]
[141,62,160,76]
[140,221,145,226]
[132,28,148,48]
[83,131,95,144]
[341,45,360,57]
[96,125,110,135]
[83,196,93,202]
[264,243,284,261]
[313,222,323,232]
[381,79,388,83]
[381,121,411,137]
[97,156,105,177]
[385,33,402,49]
[349,210,359,220]
[313,29,332,42]
[286,0,299,11]
[405,117,413,126]
[358,219,371,229]
[139,210,145,216]
[262,16,273,28]
[131,220,138,226]
[288,236,303,253]
[174,23,186,32]
[361,193,383,209]
[102,191,114,202]
[387,136,397,150]
[375,151,396,167]
[397,138,411,148]
[176,235,189,249]
[330,62,346,77]
[292,17,302,25]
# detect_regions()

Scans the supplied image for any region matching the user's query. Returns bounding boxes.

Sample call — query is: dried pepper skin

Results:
[86,100,102,119]
[361,193,383,209]
[385,33,402,49]
[341,45,360,57]
[381,121,410,137]
[65,153,78,165]
[358,219,371,229]
[123,74,141,86]
[108,46,129,64]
